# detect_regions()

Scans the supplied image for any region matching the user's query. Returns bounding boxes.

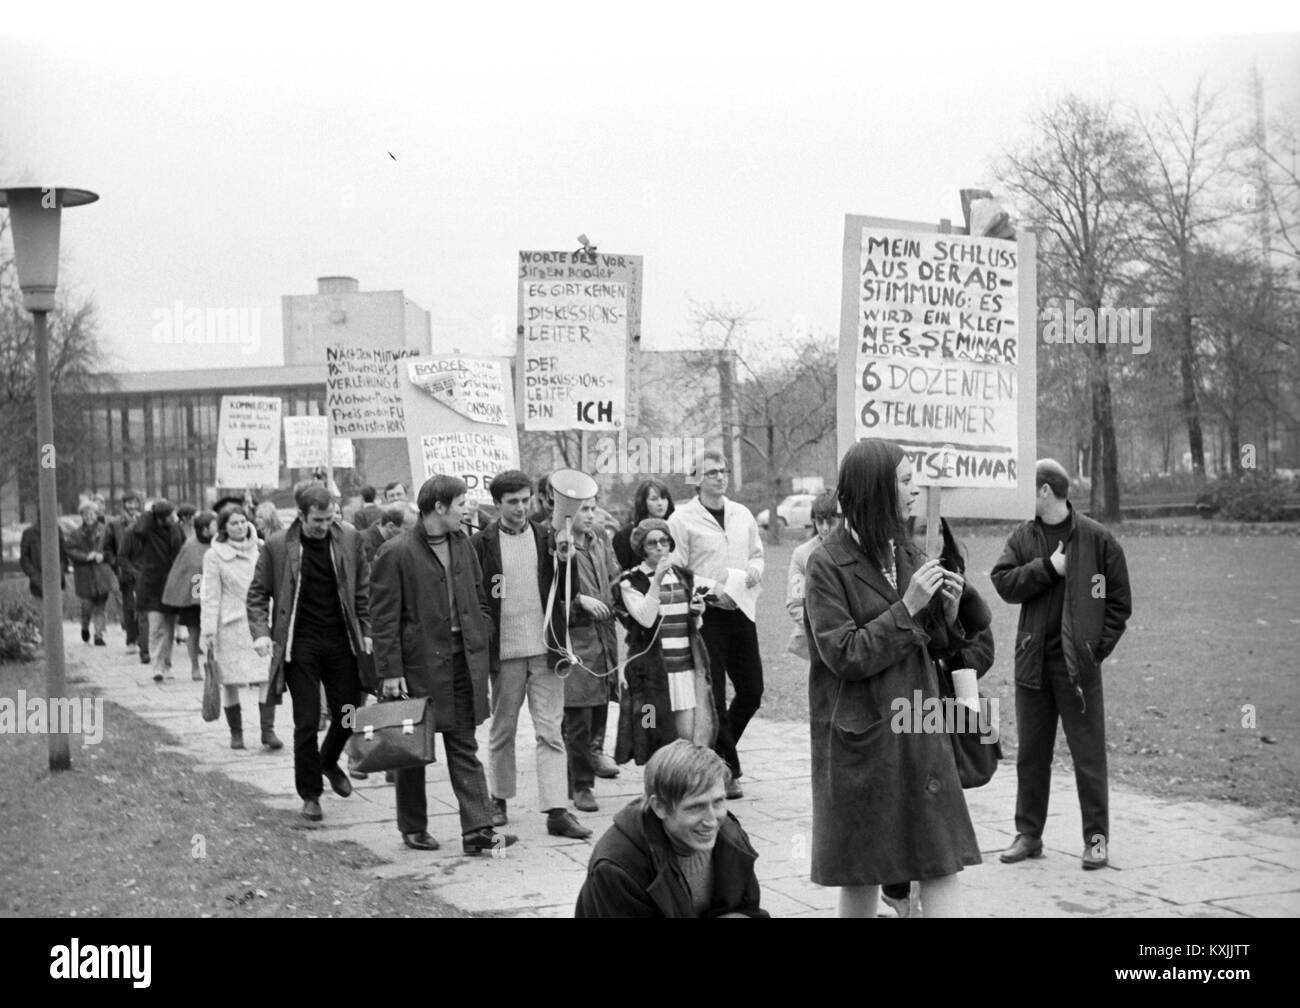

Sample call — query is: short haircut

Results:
[193,509,218,535]
[381,503,407,527]
[810,490,839,524]
[417,475,467,515]
[360,485,377,503]
[1035,459,1070,501]
[151,499,175,520]
[296,484,333,514]
[643,740,730,812]
[489,469,533,504]
[215,504,246,541]
[693,448,726,479]
[121,491,141,505]
[176,502,197,522]
[384,481,406,497]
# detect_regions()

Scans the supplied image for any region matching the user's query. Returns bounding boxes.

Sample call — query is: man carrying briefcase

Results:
[369,475,518,855]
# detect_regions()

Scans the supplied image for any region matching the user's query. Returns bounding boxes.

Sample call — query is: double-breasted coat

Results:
[804,526,984,886]
[201,538,267,686]
[369,527,494,731]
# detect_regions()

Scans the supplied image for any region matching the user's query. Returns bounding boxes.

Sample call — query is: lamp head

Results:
[0,186,99,313]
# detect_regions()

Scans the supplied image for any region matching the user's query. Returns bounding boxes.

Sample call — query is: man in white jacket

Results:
[667,449,763,799]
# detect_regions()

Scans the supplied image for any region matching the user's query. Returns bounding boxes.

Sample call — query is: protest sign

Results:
[283,415,328,469]
[838,215,1037,518]
[215,395,282,489]
[326,345,423,438]
[398,355,520,511]
[517,250,641,431]
[331,436,355,470]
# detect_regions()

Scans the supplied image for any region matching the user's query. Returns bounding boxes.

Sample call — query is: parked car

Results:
[756,494,816,530]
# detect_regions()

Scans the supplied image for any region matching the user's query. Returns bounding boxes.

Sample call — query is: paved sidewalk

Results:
[66,625,1299,918]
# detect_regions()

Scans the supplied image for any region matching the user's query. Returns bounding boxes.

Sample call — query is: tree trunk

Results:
[1178,306,1205,476]
[1096,352,1122,521]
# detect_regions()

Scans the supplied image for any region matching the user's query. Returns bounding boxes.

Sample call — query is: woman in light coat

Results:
[200,505,281,751]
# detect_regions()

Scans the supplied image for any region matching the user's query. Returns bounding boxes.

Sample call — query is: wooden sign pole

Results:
[924,217,953,559]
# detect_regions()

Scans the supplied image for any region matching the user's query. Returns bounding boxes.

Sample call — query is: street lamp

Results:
[0,185,99,771]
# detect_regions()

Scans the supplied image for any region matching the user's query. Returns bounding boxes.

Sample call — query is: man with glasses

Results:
[666,449,764,799]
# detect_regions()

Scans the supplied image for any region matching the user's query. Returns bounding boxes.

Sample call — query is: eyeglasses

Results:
[643,536,673,548]
[702,468,728,478]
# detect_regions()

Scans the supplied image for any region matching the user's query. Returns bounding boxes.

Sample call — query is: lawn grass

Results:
[755,529,1300,816]
[0,656,467,917]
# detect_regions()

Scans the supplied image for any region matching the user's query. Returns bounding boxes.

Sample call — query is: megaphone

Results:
[548,468,598,532]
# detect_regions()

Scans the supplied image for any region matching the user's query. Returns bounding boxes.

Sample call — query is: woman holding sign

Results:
[804,438,984,918]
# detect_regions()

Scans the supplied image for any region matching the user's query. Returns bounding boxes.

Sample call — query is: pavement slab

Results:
[56,625,1300,917]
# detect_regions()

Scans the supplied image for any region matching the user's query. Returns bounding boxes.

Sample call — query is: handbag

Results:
[936,659,1001,789]
[201,647,222,722]
[347,696,438,773]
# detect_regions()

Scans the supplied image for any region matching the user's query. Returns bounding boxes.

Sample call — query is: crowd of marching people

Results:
[21,437,1132,917]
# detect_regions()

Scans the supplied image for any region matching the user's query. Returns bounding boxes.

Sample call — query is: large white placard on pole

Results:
[838,215,1037,518]
[215,395,282,489]
[516,251,641,431]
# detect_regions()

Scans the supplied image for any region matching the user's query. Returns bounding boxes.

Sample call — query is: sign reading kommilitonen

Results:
[838,214,1037,518]
[215,395,281,489]
[326,345,423,438]
[517,250,642,431]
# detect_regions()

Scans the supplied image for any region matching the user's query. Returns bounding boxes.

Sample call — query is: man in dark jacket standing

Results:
[103,492,143,654]
[990,459,1132,870]
[471,470,589,839]
[371,475,517,855]
[247,484,371,823]
[575,741,767,917]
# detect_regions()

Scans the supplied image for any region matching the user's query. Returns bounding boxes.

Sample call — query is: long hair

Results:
[631,478,675,525]
[836,439,905,569]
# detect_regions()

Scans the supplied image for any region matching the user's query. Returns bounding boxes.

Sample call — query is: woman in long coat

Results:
[67,502,115,645]
[613,518,716,765]
[200,505,280,750]
[805,438,987,918]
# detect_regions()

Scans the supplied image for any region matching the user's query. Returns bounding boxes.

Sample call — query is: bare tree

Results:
[1000,95,1146,520]
[1132,80,1236,477]
[0,214,111,521]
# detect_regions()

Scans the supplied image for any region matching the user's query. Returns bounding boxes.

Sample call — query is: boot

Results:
[224,705,244,749]
[259,702,284,750]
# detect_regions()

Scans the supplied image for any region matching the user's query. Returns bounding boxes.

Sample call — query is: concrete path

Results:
[65,625,1300,918]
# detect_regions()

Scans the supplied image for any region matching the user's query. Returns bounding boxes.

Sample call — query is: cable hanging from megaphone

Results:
[542,468,665,680]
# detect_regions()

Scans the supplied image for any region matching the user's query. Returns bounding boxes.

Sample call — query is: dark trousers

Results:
[699,607,765,778]
[1014,660,1109,847]
[284,633,361,801]
[590,701,608,753]
[563,705,599,793]
[395,654,494,836]
[119,578,138,644]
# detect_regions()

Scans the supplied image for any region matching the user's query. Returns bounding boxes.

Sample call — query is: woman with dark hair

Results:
[613,518,716,765]
[162,510,217,680]
[68,502,115,646]
[804,438,990,918]
[612,479,675,571]
[200,505,280,750]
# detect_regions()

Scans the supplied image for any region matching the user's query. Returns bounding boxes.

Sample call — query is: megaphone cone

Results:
[548,468,598,532]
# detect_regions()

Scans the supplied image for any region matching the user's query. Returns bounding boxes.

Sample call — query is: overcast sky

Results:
[2,4,1297,373]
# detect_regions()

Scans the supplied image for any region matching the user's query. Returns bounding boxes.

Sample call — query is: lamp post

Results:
[0,185,99,771]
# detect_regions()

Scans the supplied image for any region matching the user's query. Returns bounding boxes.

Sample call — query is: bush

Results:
[1196,472,1290,521]
[0,599,42,662]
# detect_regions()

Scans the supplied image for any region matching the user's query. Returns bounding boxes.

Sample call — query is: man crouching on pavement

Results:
[574,740,768,917]
[370,475,517,856]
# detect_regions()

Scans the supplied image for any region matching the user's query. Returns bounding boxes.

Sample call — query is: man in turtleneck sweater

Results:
[370,475,517,855]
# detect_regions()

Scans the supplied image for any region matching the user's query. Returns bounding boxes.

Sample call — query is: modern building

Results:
[5,277,431,521]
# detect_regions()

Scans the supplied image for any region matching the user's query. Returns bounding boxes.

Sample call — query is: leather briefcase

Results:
[347,697,437,773]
